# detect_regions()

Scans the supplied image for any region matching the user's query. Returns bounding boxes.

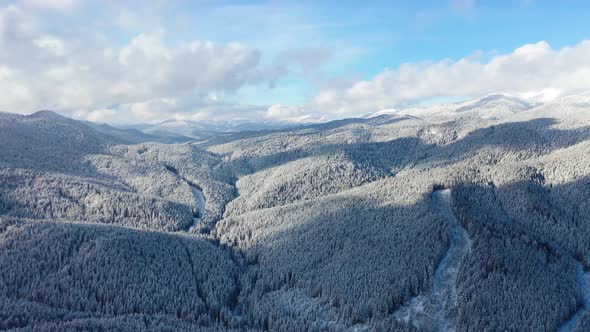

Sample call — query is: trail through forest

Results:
[558,264,590,332]
[187,183,207,231]
[394,189,472,331]
[165,165,207,232]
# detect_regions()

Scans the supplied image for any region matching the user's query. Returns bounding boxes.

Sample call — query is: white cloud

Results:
[309,40,590,118]
[0,4,284,122]
[264,104,324,123]
[2,2,590,124]
[76,107,118,123]
[34,35,66,56]
[21,0,78,11]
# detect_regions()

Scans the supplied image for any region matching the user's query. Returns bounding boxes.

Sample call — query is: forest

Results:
[1,94,590,331]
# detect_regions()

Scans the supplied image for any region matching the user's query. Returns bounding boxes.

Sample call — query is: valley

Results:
[1,94,590,331]
[394,189,471,332]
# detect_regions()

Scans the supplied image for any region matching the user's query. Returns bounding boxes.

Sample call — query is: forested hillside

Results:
[1,94,590,331]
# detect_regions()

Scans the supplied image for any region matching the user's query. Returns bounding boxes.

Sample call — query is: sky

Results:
[1,0,589,124]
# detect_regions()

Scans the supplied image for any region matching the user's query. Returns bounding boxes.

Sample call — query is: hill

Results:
[1,96,590,331]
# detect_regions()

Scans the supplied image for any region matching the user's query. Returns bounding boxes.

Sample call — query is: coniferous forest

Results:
[1,95,590,331]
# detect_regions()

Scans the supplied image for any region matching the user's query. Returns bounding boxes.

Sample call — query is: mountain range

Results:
[1,93,590,331]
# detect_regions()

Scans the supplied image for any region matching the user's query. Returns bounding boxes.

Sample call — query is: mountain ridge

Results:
[1,99,590,330]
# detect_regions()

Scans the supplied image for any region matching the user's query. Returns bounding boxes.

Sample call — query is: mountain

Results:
[85,121,194,144]
[384,94,537,122]
[129,118,306,142]
[506,92,590,122]
[0,110,122,172]
[98,94,542,143]
[1,98,590,331]
[141,119,220,140]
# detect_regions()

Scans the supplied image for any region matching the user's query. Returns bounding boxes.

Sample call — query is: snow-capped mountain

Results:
[386,94,537,122]
[506,92,590,122]
[129,118,305,141]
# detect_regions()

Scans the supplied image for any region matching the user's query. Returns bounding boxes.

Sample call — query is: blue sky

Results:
[1,0,590,123]
[140,0,590,105]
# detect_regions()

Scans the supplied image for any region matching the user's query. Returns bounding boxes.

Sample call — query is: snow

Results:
[190,185,207,225]
[558,264,590,332]
[505,93,590,123]
[394,189,472,331]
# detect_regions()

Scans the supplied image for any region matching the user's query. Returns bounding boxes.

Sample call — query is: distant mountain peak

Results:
[27,110,91,127]
[455,94,533,113]
[29,110,67,119]
[367,108,399,118]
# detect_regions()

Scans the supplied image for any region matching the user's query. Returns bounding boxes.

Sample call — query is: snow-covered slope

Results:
[138,118,304,141]
[86,121,194,143]
[0,110,121,172]
[505,93,590,122]
[143,119,219,140]
[391,94,535,122]
[1,99,590,331]
[0,110,232,232]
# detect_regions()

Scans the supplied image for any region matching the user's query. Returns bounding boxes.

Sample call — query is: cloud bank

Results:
[310,40,590,118]
[1,2,590,124]
[0,4,283,123]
